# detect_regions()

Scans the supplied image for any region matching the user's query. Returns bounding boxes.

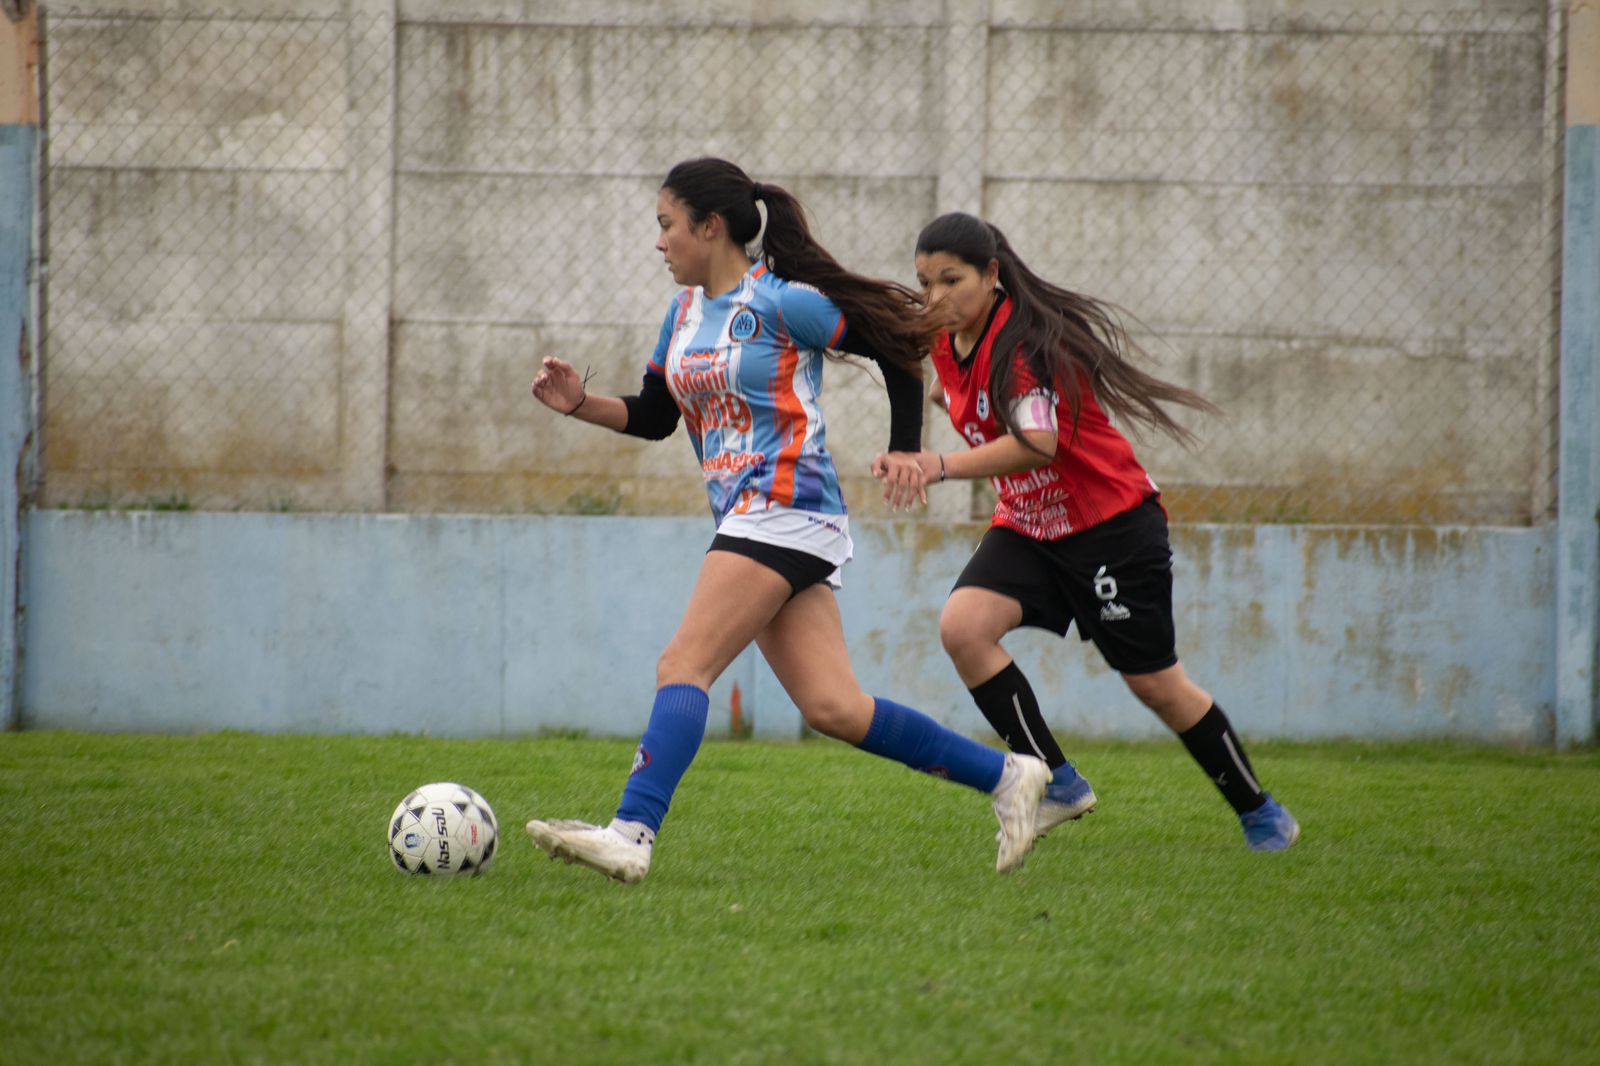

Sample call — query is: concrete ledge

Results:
[18,509,1556,744]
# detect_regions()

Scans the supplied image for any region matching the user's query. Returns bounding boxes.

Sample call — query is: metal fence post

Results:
[927,0,990,526]
[1556,0,1600,749]
[339,0,396,511]
[935,0,987,219]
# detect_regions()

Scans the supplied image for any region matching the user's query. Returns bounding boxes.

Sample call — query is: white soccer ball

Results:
[388,782,499,876]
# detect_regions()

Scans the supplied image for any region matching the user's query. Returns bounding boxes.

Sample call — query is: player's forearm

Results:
[932,431,1056,481]
[566,393,630,433]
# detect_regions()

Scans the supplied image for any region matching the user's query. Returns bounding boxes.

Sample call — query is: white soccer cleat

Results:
[526,818,652,884]
[991,754,1051,873]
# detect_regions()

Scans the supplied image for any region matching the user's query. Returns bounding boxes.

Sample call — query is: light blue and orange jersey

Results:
[646,263,849,524]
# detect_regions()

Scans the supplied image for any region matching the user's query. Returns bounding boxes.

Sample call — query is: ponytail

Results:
[663,158,928,372]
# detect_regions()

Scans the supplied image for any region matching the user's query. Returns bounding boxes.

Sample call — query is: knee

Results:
[1123,672,1164,709]
[1125,674,1189,720]
[1123,669,1208,726]
[655,645,707,690]
[938,608,987,663]
[798,691,872,742]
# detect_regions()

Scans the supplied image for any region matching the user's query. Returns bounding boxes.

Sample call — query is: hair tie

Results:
[751,182,764,203]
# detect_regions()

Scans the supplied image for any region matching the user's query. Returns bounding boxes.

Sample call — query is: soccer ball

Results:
[388,782,499,876]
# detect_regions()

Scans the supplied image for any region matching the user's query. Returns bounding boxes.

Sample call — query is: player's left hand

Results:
[870,451,928,510]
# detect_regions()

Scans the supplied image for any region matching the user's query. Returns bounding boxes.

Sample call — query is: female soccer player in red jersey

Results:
[523,164,1050,884]
[874,212,1299,851]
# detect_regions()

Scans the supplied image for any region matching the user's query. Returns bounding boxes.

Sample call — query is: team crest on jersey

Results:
[730,308,760,341]
[975,388,990,420]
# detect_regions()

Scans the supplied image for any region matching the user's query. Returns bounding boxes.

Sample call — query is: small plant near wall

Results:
[564,490,623,516]
[147,495,192,512]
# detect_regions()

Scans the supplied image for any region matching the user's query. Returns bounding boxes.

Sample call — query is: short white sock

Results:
[993,752,1019,794]
[607,818,656,847]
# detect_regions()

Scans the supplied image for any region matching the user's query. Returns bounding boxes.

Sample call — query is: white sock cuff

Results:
[608,818,656,847]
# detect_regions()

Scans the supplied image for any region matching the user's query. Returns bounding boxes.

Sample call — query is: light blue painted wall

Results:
[2,124,37,733]
[19,510,1556,745]
[1557,122,1600,748]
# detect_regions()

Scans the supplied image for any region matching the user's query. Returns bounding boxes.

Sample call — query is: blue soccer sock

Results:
[614,683,710,834]
[855,696,1005,793]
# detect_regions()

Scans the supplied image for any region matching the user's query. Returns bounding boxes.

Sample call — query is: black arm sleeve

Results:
[619,371,682,440]
[836,327,924,453]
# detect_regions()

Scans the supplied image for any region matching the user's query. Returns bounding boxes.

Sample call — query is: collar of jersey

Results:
[699,261,765,305]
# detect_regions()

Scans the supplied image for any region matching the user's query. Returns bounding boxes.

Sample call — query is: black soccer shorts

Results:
[708,533,837,596]
[952,496,1179,675]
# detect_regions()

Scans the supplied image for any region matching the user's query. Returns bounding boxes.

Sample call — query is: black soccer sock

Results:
[968,661,1067,769]
[1178,702,1267,814]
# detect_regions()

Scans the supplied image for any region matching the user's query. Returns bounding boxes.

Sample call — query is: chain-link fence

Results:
[34,3,1566,525]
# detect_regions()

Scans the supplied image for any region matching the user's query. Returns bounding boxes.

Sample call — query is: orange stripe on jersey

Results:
[826,314,847,348]
[768,340,807,505]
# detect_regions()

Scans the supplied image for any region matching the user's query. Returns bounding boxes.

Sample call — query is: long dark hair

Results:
[915,212,1217,447]
[662,158,927,372]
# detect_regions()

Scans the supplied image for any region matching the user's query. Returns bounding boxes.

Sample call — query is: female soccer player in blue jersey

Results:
[523,159,1050,883]
[874,212,1299,852]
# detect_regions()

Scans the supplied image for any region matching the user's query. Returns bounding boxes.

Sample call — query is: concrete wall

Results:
[33,0,1562,525]
[17,509,1556,744]
[5,1,1589,747]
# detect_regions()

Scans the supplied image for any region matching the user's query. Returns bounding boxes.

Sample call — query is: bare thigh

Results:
[656,549,794,690]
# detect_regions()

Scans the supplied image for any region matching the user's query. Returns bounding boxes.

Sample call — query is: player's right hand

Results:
[531,357,584,415]
[870,451,929,510]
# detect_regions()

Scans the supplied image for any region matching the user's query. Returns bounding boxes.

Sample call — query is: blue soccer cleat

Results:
[1036,761,1097,837]
[1239,793,1300,851]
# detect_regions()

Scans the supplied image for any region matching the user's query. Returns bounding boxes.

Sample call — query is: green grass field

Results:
[2,732,1597,1065]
